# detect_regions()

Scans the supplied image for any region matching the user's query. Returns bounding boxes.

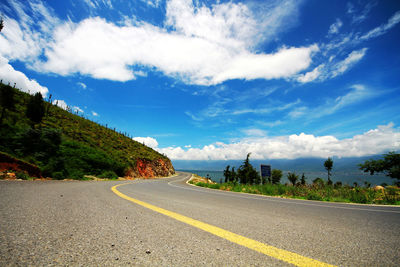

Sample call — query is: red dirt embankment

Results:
[0,152,42,178]
[125,158,175,178]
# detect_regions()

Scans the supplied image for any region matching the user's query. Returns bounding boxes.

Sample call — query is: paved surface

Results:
[0,172,399,266]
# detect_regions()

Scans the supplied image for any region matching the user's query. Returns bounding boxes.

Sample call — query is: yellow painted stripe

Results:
[111,183,336,267]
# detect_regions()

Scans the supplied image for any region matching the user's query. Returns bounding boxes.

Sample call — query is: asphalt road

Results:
[1,172,399,266]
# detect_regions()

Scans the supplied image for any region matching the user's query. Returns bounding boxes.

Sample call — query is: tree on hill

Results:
[0,84,15,124]
[271,169,282,184]
[359,152,400,186]
[324,157,333,185]
[26,92,45,126]
[287,172,298,186]
[237,153,260,184]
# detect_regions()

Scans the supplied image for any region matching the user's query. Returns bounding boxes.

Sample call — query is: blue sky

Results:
[1,0,400,160]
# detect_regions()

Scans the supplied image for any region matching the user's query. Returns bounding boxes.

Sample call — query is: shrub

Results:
[52,171,65,180]
[16,171,29,180]
[312,177,325,188]
[98,170,118,180]
[307,192,323,201]
[68,169,85,180]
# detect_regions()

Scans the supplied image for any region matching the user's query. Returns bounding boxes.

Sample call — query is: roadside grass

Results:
[189,181,400,205]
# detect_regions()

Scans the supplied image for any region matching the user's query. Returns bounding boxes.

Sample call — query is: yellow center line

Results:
[111,183,336,267]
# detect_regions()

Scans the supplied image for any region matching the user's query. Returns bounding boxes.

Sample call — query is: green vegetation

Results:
[0,83,169,179]
[271,169,282,184]
[190,180,400,205]
[359,152,400,186]
[212,153,400,205]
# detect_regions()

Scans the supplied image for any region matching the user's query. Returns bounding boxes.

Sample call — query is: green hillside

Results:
[0,82,170,179]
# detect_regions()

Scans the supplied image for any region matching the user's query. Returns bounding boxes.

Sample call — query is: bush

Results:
[16,171,29,180]
[307,191,323,201]
[68,169,85,180]
[52,171,65,180]
[98,170,118,180]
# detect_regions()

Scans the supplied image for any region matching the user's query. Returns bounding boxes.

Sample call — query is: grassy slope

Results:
[0,83,168,176]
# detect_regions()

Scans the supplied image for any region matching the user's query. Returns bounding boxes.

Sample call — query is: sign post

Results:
[260,164,271,183]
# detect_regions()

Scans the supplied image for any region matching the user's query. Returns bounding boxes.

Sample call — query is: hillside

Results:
[0,82,174,179]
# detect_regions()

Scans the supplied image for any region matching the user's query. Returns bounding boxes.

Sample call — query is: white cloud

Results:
[141,0,162,8]
[91,111,99,116]
[0,1,60,62]
[288,84,376,120]
[350,2,376,24]
[52,99,84,114]
[133,136,159,149]
[77,82,87,89]
[72,106,84,113]
[12,0,311,85]
[331,48,367,77]
[361,10,400,40]
[158,123,400,160]
[299,48,368,83]
[53,99,68,110]
[328,19,343,35]
[0,55,48,96]
[231,99,300,116]
[297,64,324,83]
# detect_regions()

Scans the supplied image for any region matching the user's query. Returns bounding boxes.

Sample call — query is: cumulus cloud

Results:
[0,55,48,96]
[53,99,68,110]
[0,0,312,85]
[91,111,99,116]
[52,99,84,114]
[133,136,159,149]
[158,123,400,160]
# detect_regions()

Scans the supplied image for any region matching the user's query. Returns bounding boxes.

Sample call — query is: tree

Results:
[231,167,237,183]
[287,172,298,186]
[26,92,45,126]
[359,152,400,185]
[300,173,306,185]
[271,169,282,184]
[324,157,333,185]
[223,165,231,183]
[237,153,260,184]
[0,84,15,124]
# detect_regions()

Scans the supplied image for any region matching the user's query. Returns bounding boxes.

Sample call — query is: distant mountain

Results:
[173,156,383,172]
[174,155,394,186]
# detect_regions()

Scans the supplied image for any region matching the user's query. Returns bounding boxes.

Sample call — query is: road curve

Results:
[1,172,399,266]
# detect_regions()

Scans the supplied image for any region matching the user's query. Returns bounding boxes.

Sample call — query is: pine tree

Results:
[237,153,260,184]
